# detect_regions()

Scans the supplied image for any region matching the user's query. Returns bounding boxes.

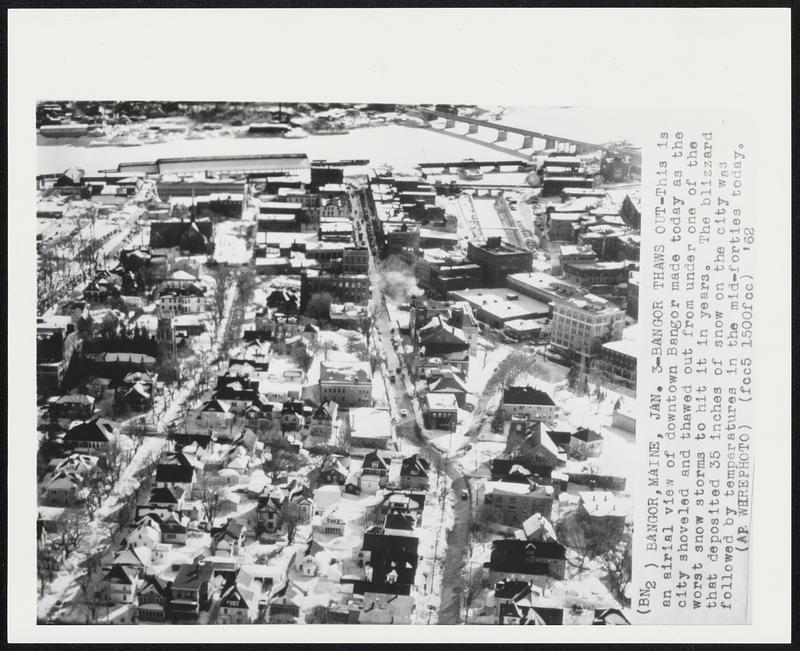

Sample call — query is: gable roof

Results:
[201,398,231,413]
[546,430,573,447]
[149,485,184,504]
[219,583,253,610]
[384,509,415,531]
[137,575,171,599]
[418,315,468,346]
[103,564,138,586]
[490,539,567,563]
[498,602,547,625]
[155,463,195,484]
[400,454,429,478]
[63,418,117,443]
[212,519,245,544]
[572,427,603,443]
[427,373,468,393]
[362,449,390,470]
[313,399,339,421]
[44,470,83,490]
[503,386,556,407]
[173,562,214,590]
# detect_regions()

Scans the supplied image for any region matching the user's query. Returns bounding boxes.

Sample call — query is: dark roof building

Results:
[149,218,214,254]
[503,386,556,407]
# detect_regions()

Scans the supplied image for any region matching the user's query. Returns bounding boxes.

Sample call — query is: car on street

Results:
[460,489,469,500]
[399,409,408,418]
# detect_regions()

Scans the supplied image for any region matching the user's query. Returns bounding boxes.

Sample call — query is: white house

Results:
[312,484,342,518]
[501,386,557,422]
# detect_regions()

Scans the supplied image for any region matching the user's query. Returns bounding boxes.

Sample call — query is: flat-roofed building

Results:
[422,392,458,431]
[319,361,373,408]
[348,408,392,450]
[342,247,369,274]
[258,213,302,233]
[562,261,630,288]
[596,327,638,391]
[483,480,555,526]
[300,270,370,309]
[549,294,625,363]
[505,272,588,309]
[467,237,533,288]
[118,153,310,176]
[400,247,482,299]
[448,288,550,329]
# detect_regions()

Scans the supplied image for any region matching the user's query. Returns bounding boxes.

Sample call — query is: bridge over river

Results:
[399,105,601,158]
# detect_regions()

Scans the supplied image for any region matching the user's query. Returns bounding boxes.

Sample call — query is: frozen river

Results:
[36,107,643,175]
[37,124,521,175]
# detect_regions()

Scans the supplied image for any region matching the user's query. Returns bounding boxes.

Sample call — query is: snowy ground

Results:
[213,220,251,265]
[412,472,454,625]
[39,276,240,621]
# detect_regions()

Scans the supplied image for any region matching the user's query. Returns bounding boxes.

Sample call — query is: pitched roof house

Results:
[136,575,172,623]
[101,564,139,605]
[62,417,117,454]
[399,454,430,491]
[501,386,557,422]
[485,539,567,581]
[210,519,247,556]
[170,560,215,619]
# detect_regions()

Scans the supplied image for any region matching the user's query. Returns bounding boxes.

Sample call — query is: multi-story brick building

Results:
[300,270,370,311]
[342,247,370,274]
[562,261,630,288]
[596,335,638,391]
[319,361,373,408]
[482,479,555,525]
[467,237,533,288]
[549,294,625,364]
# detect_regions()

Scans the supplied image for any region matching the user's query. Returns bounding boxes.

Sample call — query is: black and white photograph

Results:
[7,8,791,645]
[34,100,643,626]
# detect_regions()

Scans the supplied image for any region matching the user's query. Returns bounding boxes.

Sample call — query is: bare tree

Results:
[599,528,633,606]
[278,501,302,544]
[305,604,329,624]
[199,479,227,529]
[290,345,314,374]
[83,579,112,624]
[210,264,234,339]
[358,313,375,348]
[236,265,257,306]
[262,446,303,483]
[555,507,625,571]
[53,512,88,560]
[362,503,385,529]
[37,548,60,597]
[97,438,132,494]
[304,292,332,321]
[83,466,107,519]
[320,339,338,361]
[462,566,486,624]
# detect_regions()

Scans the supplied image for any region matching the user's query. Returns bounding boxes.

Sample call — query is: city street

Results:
[354,184,474,624]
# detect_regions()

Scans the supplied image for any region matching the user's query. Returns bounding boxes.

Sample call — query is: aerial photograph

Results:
[35,101,642,626]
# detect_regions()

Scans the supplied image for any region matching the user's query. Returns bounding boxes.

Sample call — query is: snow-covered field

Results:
[213,220,251,265]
